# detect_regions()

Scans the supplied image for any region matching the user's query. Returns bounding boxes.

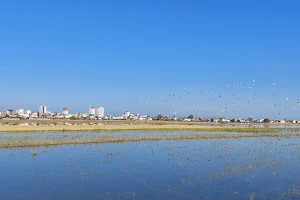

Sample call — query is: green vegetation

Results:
[155,114,170,121]
[187,114,194,119]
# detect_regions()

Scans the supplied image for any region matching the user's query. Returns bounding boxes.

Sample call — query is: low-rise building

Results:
[16,109,24,115]
[25,110,32,115]
[124,111,130,119]
[6,109,13,115]
[62,107,69,117]
[113,116,124,120]
[30,112,38,118]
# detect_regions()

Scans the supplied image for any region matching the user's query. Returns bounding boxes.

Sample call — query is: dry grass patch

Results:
[0,125,277,133]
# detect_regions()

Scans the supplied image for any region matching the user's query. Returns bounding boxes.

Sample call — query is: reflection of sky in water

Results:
[1,135,300,199]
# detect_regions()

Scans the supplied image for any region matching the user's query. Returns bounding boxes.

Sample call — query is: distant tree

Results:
[210,118,214,122]
[247,118,253,122]
[230,118,236,123]
[218,117,224,123]
[187,114,194,119]
[156,114,164,120]
[264,118,270,123]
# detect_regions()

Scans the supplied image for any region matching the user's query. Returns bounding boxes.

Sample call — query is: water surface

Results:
[1,131,300,199]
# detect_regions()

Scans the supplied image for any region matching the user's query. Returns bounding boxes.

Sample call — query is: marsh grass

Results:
[0,131,299,148]
[0,125,278,133]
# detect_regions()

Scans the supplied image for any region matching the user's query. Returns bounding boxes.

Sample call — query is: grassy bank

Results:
[0,125,277,133]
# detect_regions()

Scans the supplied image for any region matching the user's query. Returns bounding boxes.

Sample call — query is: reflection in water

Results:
[1,133,300,199]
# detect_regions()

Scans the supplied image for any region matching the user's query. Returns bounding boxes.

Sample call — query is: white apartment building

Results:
[39,106,47,118]
[96,106,104,118]
[89,107,96,115]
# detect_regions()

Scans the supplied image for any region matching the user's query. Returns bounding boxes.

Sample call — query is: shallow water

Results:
[1,132,300,199]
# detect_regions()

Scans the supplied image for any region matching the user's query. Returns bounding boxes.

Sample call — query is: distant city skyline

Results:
[0,96,299,120]
[1,1,300,119]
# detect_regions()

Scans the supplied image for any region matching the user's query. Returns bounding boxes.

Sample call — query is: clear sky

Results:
[1,0,300,119]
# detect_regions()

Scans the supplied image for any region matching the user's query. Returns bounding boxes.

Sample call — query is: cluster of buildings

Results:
[107,111,151,121]
[36,106,72,119]
[0,106,105,120]
[88,106,104,119]
[1,106,300,123]
[178,117,300,124]
[0,109,33,119]
[0,106,152,121]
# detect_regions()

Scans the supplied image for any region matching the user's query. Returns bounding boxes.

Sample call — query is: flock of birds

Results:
[132,80,300,119]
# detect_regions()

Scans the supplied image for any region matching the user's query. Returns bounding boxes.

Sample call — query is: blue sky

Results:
[1,0,300,119]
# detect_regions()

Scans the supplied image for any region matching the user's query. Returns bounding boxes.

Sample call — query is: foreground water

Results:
[1,132,300,199]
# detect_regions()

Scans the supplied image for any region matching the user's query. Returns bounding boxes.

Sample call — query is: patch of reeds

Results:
[0,125,278,133]
[0,131,299,148]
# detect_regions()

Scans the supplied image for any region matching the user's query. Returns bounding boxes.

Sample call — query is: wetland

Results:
[1,130,300,199]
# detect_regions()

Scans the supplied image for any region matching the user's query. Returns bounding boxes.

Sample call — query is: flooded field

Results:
[1,131,300,199]
[0,129,295,148]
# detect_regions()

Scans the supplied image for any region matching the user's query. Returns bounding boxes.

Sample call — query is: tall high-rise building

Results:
[39,106,47,118]
[89,107,95,116]
[96,106,105,118]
